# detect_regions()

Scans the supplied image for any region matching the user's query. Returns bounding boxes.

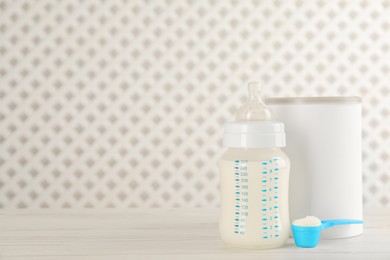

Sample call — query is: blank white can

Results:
[266,97,363,239]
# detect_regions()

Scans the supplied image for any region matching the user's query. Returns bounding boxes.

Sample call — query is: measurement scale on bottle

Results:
[234,159,249,235]
[233,158,281,238]
[260,157,280,239]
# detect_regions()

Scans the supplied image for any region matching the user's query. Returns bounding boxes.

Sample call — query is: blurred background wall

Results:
[0,0,389,208]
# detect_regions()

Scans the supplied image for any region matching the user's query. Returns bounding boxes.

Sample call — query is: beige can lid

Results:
[265,96,361,105]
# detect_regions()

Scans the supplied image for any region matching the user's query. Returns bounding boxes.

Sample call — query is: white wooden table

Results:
[0,208,389,259]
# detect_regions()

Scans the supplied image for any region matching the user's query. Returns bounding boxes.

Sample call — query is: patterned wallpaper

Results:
[0,0,389,208]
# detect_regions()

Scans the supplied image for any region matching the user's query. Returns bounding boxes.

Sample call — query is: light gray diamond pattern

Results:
[0,0,389,208]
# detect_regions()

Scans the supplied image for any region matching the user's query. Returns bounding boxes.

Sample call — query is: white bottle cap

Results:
[223,121,286,148]
[223,81,286,148]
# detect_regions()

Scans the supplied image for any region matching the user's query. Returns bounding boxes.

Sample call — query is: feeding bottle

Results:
[219,81,290,249]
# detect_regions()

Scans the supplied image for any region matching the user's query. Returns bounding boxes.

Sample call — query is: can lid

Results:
[266,96,361,105]
[223,121,286,148]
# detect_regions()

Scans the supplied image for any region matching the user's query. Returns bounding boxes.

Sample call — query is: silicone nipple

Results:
[235,81,272,121]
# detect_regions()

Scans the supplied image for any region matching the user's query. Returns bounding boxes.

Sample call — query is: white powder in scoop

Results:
[293,216,322,226]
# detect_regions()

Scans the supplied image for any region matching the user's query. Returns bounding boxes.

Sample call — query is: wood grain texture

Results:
[0,208,389,259]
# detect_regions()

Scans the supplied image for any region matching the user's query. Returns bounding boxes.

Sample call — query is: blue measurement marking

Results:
[234,159,249,236]
[234,160,240,235]
[260,157,283,240]
[261,160,270,239]
[274,158,280,238]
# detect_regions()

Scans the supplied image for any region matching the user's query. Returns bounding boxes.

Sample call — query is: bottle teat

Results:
[235,81,272,121]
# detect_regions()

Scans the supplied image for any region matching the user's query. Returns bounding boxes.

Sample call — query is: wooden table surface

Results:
[0,208,389,259]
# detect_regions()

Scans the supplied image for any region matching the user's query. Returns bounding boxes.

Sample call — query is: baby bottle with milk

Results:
[219,81,290,249]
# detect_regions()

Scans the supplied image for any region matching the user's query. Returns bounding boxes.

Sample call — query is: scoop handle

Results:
[321,219,363,229]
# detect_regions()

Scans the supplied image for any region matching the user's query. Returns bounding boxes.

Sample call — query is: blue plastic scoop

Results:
[292,219,363,248]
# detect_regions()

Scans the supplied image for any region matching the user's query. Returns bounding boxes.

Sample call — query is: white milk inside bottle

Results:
[219,82,290,249]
